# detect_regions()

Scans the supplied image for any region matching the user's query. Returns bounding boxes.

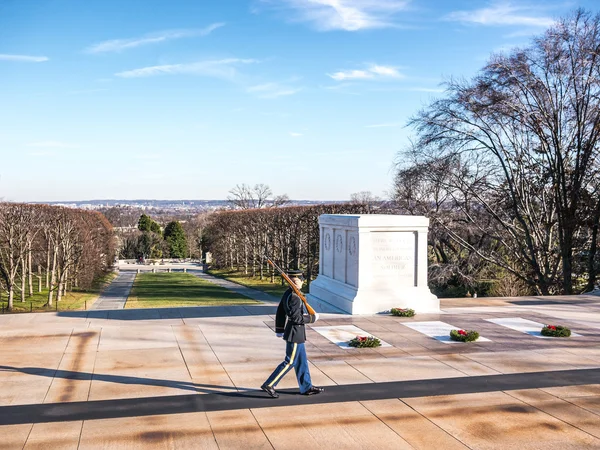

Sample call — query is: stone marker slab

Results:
[486,317,582,338]
[311,325,391,349]
[403,321,491,344]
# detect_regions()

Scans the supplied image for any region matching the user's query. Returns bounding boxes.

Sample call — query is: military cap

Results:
[287,269,304,279]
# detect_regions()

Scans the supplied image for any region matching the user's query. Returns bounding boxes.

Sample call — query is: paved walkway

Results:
[89,272,135,310]
[2,274,600,448]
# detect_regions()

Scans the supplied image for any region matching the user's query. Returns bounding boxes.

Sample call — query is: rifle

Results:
[265,256,318,323]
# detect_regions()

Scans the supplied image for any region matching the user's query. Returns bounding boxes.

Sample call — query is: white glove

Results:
[303,313,319,324]
[276,333,284,338]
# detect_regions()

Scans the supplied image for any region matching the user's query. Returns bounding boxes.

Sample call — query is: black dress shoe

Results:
[303,386,324,396]
[261,384,279,398]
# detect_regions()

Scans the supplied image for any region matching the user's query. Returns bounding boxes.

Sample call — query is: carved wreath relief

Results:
[335,234,343,253]
[348,236,356,256]
[324,232,332,251]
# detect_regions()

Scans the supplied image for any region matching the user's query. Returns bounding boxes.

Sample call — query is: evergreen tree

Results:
[163,221,188,258]
[138,214,152,232]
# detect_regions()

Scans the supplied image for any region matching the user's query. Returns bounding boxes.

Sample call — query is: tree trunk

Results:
[63,266,69,296]
[20,257,26,302]
[28,242,33,296]
[244,240,248,275]
[46,239,51,288]
[585,198,600,292]
[57,272,63,302]
[8,285,13,310]
[48,245,58,307]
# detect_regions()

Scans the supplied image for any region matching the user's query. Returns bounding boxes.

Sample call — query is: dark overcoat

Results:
[275,288,306,343]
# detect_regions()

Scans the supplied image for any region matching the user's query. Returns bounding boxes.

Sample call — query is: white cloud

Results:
[0,54,48,62]
[115,58,257,80]
[85,23,225,53]
[289,132,303,137]
[247,82,301,98]
[258,0,409,31]
[328,64,403,81]
[446,3,554,27]
[27,141,79,149]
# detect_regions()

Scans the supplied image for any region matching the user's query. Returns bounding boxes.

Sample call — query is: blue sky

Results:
[1,0,596,202]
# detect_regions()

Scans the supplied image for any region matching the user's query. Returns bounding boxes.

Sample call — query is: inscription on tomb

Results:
[370,232,416,286]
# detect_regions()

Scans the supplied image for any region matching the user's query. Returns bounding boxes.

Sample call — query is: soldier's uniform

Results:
[261,271,323,397]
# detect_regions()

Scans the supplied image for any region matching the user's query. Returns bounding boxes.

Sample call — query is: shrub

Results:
[541,325,571,337]
[450,329,480,342]
[391,308,415,317]
[348,336,381,348]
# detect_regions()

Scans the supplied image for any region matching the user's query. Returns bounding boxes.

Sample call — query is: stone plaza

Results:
[1,267,600,449]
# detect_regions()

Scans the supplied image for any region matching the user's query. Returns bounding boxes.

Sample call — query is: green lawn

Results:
[0,271,118,313]
[125,272,260,308]
[206,268,305,298]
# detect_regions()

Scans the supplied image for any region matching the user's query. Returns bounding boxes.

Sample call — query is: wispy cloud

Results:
[257,0,410,31]
[115,58,257,80]
[446,3,554,27]
[328,64,403,81]
[86,23,225,53]
[27,141,79,149]
[289,132,303,137]
[0,54,48,62]
[246,82,301,98]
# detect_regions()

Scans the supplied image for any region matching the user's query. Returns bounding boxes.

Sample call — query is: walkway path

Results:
[89,271,135,310]
[190,270,280,303]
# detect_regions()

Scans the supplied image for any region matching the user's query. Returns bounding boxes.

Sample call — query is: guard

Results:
[261,270,324,398]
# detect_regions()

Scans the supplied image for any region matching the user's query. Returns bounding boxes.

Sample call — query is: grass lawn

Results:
[125,272,260,308]
[206,268,306,298]
[1,271,118,313]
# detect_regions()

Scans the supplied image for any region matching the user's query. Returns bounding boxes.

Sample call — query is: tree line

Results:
[394,9,600,296]
[0,203,116,310]
[202,202,382,286]
[118,214,197,260]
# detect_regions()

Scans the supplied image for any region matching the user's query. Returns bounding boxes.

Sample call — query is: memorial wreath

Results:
[390,308,416,317]
[450,329,480,342]
[541,325,571,337]
[348,336,381,348]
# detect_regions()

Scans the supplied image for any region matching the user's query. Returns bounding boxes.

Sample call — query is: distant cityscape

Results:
[36,199,345,212]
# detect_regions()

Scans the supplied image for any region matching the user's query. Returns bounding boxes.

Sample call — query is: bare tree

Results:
[350,191,381,213]
[406,9,600,294]
[0,204,28,309]
[227,183,278,209]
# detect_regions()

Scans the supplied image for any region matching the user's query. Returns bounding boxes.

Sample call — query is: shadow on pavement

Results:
[57,304,278,320]
[1,367,599,425]
[0,365,242,394]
